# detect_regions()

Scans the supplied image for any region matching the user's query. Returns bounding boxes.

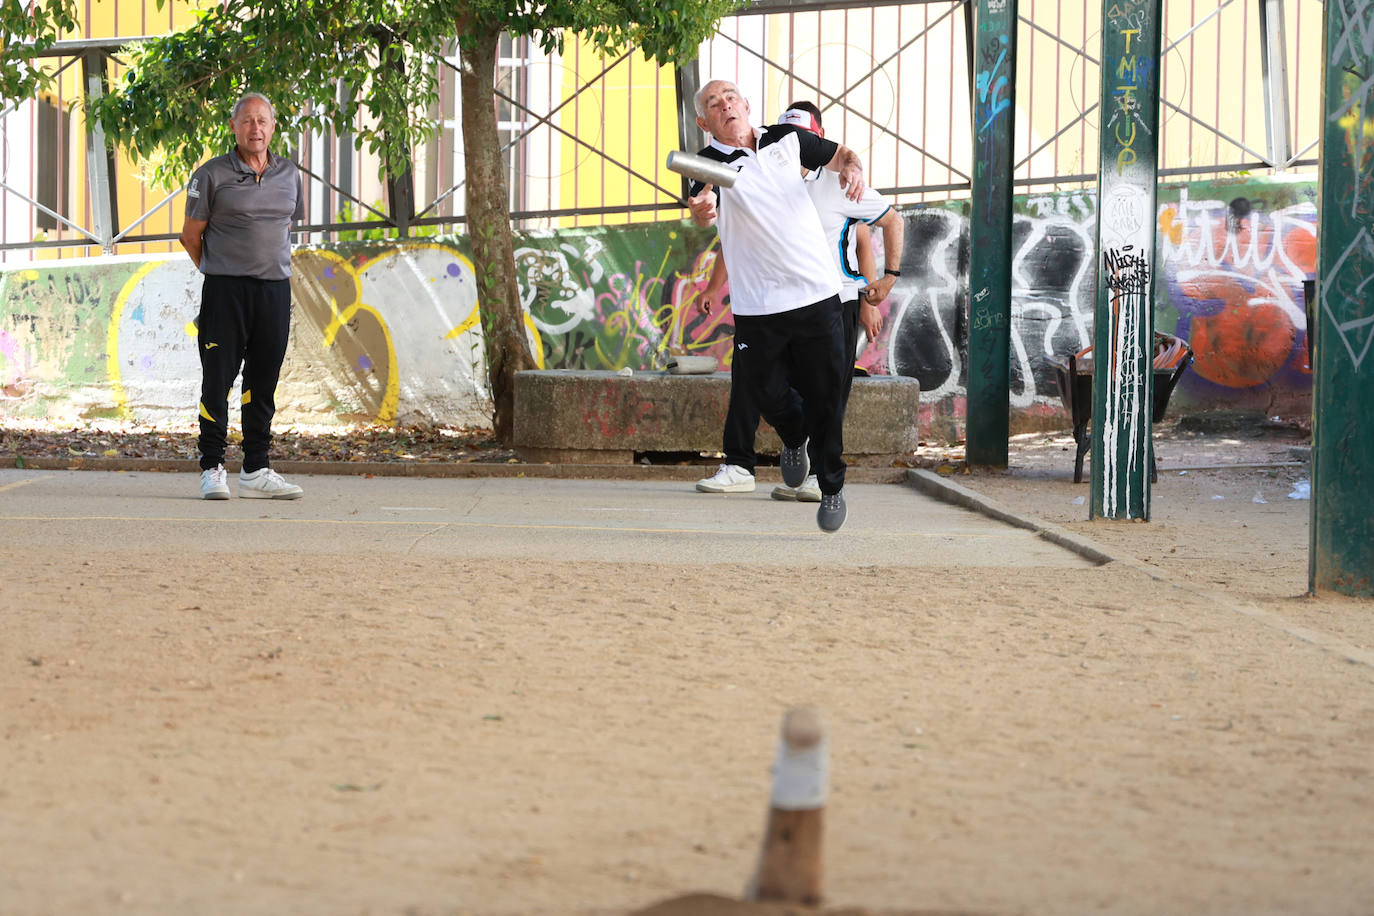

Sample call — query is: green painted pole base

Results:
[1090,0,1162,520]
[966,0,1018,468]
[1311,1,1374,595]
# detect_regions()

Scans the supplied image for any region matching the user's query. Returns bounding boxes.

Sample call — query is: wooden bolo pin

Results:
[748,705,828,905]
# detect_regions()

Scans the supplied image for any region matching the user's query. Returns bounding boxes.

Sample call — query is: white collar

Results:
[708,126,763,155]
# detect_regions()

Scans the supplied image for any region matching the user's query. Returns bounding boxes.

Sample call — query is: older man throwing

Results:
[686,78,866,532]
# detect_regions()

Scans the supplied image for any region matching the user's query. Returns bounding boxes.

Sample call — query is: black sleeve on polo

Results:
[766,124,840,171]
[797,130,839,171]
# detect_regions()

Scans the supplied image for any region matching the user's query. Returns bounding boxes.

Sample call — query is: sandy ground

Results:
[4,422,1374,916]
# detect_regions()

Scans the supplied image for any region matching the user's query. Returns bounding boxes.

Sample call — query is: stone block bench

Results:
[513,369,921,464]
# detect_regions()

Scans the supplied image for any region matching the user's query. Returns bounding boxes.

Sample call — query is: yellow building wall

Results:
[40,0,214,261]
[556,39,682,227]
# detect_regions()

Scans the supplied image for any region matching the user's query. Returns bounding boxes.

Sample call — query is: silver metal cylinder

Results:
[666,150,738,189]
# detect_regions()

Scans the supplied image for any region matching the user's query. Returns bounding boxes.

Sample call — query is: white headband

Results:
[778,108,820,132]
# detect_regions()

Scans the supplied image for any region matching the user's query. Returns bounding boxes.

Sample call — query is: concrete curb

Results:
[1,453,907,485]
[903,468,1120,566]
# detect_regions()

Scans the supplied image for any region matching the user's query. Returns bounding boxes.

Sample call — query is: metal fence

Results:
[0,0,1321,262]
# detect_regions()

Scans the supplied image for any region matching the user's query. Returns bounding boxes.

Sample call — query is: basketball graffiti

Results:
[1158,188,1317,397]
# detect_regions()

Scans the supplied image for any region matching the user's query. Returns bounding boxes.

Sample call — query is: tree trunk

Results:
[457,19,535,444]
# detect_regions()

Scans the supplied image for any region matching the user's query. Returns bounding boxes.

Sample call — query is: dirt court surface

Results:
[3,422,1374,916]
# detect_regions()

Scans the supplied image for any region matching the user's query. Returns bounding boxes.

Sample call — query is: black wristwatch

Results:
[884,268,901,277]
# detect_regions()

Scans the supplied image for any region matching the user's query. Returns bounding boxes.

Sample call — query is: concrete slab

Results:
[513,369,921,462]
[0,469,1095,570]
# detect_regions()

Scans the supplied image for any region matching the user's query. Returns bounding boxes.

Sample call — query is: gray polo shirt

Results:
[185,150,304,280]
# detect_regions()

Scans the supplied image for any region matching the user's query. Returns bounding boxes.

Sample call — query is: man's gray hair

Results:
[694,80,740,119]
[231,92,276,121]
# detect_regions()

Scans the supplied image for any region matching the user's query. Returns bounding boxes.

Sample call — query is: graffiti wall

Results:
[0,176,1316,439]
[879,175,1316,437]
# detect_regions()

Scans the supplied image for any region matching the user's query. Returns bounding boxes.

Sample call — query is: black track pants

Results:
[730,295,849,495]
[722,296,860,482]
[196,274,291,472]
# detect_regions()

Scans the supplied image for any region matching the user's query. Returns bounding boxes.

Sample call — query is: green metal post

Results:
[966,0,1018,468]
[1091,0,1162,520]
[1311,1,1374,595]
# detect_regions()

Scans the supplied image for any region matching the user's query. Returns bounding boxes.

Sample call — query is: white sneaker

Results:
[200,464,230,500]
[239,467,303,500]
[772,474,821,503]
[695,463,756,493]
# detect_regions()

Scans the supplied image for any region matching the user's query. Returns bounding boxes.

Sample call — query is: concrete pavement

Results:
[0,468,1097,569]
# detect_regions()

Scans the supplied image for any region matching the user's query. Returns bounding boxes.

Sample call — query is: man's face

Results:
[696,81,750,141]
[230,99,275,156]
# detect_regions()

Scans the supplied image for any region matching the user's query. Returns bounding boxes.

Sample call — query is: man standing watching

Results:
[180,92,304,500]
[686,79,866,532]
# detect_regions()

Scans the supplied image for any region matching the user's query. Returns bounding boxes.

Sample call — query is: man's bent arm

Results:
[863,207,905,303]
[823,143,866,201]
[179,217,208,269]
[873,207,904,273]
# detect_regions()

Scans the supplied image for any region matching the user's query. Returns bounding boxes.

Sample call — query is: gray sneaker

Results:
[772,474,821,502]
[817,489,846,532]
[780,439,809,488]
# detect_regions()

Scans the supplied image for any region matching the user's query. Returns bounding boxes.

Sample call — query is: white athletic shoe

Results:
[771,474,822,503]
[238,467,303,500]
[200,464,230,500]
[695,463,756,493]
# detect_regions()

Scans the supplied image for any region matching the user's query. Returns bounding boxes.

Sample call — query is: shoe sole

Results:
[696,482,755,493]
[770,486,798,501]
[239,489,303,500]
[201,490,230,500]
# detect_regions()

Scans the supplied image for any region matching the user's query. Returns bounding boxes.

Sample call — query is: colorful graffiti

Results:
[0,178,1319,437]
[1159,188,1317,394]
[875,180,1316,429]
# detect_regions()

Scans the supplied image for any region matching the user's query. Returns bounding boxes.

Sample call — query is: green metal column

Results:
[1090,0,1162,520]
[966,0,1018,468]
[1311,1,1374,595]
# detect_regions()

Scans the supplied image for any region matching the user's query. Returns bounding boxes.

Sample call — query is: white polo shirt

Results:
[689,125,842,316]
[806,169,893,301]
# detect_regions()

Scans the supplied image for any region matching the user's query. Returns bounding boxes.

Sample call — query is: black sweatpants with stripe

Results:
[729,295,849,495]
[196,274,291,473]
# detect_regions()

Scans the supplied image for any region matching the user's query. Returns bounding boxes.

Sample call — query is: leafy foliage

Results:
[0,0,80,102]
[85,0,449,188]
[73,0,743,189]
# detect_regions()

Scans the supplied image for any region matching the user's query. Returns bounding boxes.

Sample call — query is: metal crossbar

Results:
[708,17,973,183]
